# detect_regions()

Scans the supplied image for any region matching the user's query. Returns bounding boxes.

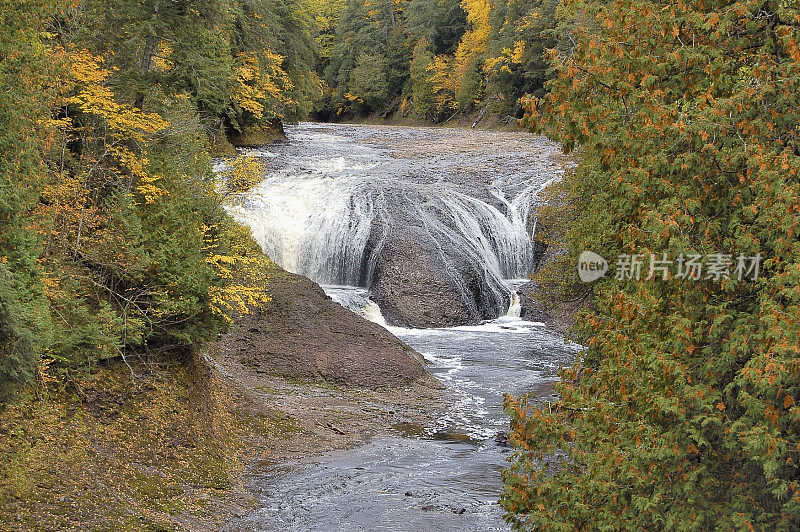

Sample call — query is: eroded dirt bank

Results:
[216,267,440,389]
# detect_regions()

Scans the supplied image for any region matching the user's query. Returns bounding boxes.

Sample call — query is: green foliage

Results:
[316,0,558,120]
[503,0,800,529]
[406,0,467,55]
[485,0,558,115]
[75,0,318,134]
[305,0,347,60]
[1,0,300,391]
[455,58,482,111]
[0,0,57,389]
[385,26,412,95]
[410,39,436,118]
[348,53,390,111]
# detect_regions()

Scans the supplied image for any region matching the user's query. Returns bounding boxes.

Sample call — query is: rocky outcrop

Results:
[369,216,509,329]
[516,281,553,323]
[218,267,441,390]
[516,280,590,334]
[228,122,286,148]
[371,235,472,328]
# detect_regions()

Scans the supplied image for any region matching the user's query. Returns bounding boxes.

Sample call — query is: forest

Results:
[0,0,321,391]
[0,0,559,397]
[307,0,558,121]
[1,0,799,529]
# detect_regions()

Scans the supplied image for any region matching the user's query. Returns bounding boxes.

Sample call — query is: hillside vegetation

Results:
[502,0,800,529]
[2,0,800,529]
[307,0,559,121]
[0,0,318,396]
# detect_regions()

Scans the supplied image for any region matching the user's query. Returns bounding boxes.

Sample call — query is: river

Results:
[227,123,579,531]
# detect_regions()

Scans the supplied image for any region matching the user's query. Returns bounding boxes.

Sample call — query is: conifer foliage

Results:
[0,0,58,387]
[502,0,800,528]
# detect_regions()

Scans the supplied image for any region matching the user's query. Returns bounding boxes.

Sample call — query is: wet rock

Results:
[372,231,473,328]
[494,431,510,447]
[371,216,509,329]
[532,238,549,273]
[516,279,590,334]
[516,282,553,323]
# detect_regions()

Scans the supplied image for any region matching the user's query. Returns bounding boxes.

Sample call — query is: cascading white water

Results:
[235,174,385,286]
[233,175,534,288]
[505,292,521,318]
[323,285,389,328]
[228,123,560,322]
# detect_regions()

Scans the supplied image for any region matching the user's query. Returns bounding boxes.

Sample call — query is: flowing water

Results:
[228,122,563,319]
[228,123,580,531]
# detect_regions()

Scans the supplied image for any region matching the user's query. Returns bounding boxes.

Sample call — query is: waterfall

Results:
[232,173,536,289]
[228,123,560,324]
[362,299,389,328]
[505,292,521,318]
[324,286,389,327]
[234,175,385,286]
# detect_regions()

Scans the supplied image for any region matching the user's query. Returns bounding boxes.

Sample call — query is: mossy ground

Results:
[0,355,283,531]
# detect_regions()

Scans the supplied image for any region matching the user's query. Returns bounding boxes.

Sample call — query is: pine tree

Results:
[0,0,56,389]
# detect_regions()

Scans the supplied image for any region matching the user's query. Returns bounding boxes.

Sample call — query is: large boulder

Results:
[218,268,441,390]
[369,215,510,329]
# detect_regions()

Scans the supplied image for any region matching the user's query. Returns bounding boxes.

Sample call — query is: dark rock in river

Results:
[219,267,441,390]
[494,431,510,447]
[372,234,476,328]
[368,209,510,329]
[516,279,591,334]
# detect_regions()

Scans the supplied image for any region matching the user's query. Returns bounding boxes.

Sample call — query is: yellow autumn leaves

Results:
[414,0,525,114]
[484,40,526,74]
[65,48,169,141]
[51,45,273,324]
[232,51,296,120]
[207,155,274,323]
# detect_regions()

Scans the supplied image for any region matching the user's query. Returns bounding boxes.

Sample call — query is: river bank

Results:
[317,107,521,133]
[0,264,444,531]
[0,122,582,530]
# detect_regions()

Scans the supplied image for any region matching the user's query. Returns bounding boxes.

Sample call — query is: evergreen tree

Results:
[348,52,389,112]
[485,0,558,114]
[406,0,467,55]
[0,0,56,389]
[503,0,800,528]
[0,0,294,390]
[410,38,436,118]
